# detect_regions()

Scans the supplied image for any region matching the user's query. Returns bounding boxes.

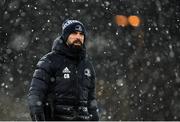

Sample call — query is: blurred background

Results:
[0,0,180,120]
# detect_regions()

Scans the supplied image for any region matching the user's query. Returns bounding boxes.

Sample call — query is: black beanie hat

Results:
[61,19,86,42]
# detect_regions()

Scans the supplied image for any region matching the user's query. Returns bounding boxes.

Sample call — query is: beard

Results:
[72,39,83,47]
[67,39,84,53]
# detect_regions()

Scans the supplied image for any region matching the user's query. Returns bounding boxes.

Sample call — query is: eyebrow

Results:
[72,31,84,35]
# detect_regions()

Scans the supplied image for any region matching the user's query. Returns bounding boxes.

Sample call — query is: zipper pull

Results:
[75,70,78,74]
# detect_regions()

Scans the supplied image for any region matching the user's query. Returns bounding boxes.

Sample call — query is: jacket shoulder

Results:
[36,52,59,75]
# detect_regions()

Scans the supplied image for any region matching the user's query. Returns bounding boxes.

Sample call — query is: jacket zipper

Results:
[75,64,79,103]
[74,64,79,118]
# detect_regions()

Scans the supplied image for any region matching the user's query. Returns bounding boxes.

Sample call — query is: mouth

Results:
[73,40,82,46]
[73,42,82,46]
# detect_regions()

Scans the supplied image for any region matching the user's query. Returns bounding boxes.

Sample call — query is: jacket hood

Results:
[52,36,86,60]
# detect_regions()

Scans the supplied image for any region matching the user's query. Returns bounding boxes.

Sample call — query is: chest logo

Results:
[63,67,71,79]
[84,68,91,77]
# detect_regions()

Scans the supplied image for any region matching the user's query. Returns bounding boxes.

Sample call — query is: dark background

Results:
[0,0,180,120]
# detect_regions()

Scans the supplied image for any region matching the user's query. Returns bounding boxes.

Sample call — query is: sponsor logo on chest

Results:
[62,67,71,79]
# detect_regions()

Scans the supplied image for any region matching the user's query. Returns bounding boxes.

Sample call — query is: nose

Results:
[76,32,83,39]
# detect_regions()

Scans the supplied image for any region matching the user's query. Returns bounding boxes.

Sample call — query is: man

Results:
[28,19,99,121]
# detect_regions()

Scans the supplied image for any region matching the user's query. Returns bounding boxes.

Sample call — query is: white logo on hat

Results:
[62,20,82,30]
[75,25,82,31]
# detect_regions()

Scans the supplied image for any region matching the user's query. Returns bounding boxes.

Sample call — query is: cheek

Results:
[81,36,85,42]
[81,39,84,43]
[68,36,75,43]
[69,36,73,40]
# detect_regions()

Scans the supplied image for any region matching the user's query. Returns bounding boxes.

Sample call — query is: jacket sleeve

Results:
[28,57,53,121]
[88,65,99,121]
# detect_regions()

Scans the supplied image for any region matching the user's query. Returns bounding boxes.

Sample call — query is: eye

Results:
[71,32,77,34]
[79,32,84,35]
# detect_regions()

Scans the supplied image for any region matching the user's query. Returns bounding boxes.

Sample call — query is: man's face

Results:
[67,31,84,47]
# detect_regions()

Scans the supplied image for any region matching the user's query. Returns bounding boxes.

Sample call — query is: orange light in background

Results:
[115,15,128,27]
[128,15,141,27]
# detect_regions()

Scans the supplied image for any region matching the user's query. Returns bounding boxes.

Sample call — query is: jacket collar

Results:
[52,36,86,61]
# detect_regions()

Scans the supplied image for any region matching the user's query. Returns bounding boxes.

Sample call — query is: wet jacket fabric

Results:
[28,36,99,121]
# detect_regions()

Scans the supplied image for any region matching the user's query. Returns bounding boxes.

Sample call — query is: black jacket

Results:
[28,36,99,121]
